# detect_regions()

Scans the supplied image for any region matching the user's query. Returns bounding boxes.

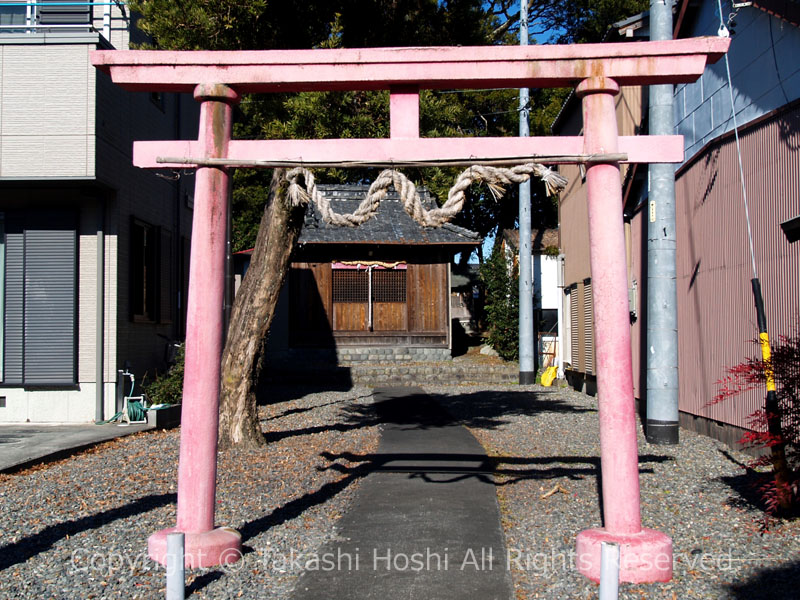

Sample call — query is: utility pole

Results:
[646,0,679,444]
[518,0,535,384]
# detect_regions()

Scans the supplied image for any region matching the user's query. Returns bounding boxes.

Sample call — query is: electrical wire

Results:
[716,0,759,280]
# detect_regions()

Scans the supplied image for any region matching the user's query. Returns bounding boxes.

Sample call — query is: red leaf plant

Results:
[710,332,800,525]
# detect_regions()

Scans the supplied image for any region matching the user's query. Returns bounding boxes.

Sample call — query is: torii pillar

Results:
[573,76,671,582]
[92,37,729,582]
[149,83,243,568]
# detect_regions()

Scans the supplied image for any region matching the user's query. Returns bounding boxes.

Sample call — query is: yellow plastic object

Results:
[540,366,558,387]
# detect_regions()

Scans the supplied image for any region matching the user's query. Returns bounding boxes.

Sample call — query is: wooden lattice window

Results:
[332,269,368,303]
[373,269,406,302]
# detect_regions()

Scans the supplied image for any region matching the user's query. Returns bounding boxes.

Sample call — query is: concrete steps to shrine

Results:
[266,349,518,386]
[347,359,517,386]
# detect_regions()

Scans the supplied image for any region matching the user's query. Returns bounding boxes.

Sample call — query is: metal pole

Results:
[166,532,185,600]
[518,0,535,384]
[599,542,620,600]
[646,0,679,445]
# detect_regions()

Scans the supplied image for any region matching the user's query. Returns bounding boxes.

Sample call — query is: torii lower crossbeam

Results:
[92,37,728,583]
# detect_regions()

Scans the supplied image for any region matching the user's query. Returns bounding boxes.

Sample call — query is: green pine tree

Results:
[480,246,519,361]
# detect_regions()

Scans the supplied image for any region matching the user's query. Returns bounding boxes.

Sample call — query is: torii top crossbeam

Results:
[91,37,728,584]
[94,38,726,91]
[94,39,728,168]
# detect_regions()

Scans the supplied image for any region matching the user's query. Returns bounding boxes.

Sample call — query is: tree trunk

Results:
[218,169,305,449]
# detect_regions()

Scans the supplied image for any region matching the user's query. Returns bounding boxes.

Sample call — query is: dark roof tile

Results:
[297,184,481,245]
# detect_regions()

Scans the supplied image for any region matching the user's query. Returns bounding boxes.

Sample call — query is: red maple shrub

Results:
[711,332,800,520]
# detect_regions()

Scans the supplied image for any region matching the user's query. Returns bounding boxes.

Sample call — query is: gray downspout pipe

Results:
[518,0,535,384]
[96,199,105,422]
[223,174,234,342]
[646,0,680,444]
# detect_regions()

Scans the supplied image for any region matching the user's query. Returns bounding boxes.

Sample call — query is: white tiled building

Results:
[0,2,196,422]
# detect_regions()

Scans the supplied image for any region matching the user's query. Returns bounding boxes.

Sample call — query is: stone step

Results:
[350,362,517,385]
[336,347,453,363]
[266,359,518,386]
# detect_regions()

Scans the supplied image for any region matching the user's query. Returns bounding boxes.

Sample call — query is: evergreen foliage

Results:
[143,345,185,405]
[480,246,519,361]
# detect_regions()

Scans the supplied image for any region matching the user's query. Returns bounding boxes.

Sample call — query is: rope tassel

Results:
[286,163,568,228]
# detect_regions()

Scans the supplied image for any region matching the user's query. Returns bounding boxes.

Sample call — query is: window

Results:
[372,269,406,303]
[538,308,558,335]
[2,210,77,386]
[332,269,368,303]
[331,265,407,332]
[332,267,407,304]
[131,219,158,321]
[130,218,174,323]
[583,279,594,375]
[0,1,28,33]
[0,1,92,34]
[568,285,578,367]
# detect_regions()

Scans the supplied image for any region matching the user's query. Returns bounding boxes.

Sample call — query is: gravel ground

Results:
[426,383,800,600]
[2,381,798,599]
[0,385,379,599]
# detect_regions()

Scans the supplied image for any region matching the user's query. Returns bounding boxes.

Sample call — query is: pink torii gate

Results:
[92,37,728,583]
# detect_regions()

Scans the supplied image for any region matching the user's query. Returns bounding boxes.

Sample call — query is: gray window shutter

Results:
[569,286,578,370]
[3,215,24,384]
[23,214,77,385]
[583,280,594,376]
[37,0,91,26]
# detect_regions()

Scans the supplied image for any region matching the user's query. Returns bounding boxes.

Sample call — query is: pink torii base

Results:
[92,37,728,581]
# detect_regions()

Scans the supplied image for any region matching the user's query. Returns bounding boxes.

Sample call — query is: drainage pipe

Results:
[95,199,105,423]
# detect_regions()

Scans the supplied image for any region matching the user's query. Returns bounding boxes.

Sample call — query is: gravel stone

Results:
[426,383,800,600]
[0,385,379,599]
[2,381,798,599]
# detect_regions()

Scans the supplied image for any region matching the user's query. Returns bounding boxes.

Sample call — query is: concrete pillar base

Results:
[149,526,242,568]
[575,527,672,583]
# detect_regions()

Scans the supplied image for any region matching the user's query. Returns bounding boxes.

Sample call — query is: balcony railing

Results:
[0,1,127,42]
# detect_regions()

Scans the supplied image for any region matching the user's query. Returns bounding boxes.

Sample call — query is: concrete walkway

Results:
[291,387,513,600]
[0,422,152,473]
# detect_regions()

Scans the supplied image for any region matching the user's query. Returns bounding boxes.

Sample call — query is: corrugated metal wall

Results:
[674,103,800,428]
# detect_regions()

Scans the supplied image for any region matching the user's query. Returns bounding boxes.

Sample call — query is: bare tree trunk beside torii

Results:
[218,169,305,449]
